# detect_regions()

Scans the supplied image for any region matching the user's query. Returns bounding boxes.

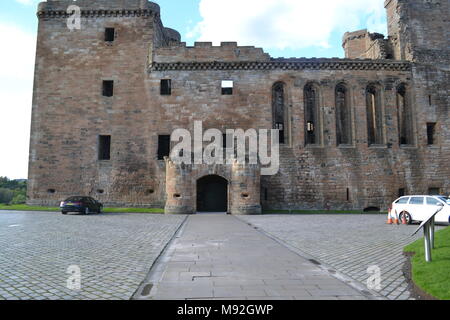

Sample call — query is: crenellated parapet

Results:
[37,0,161,18]
[154,41,270,63]
[342,29,392,60]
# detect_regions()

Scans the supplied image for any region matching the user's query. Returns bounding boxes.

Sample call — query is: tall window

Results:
[105,28,115,42]
[366,84,383,145]
[102,80,114,97]
[272,82,286,144]
[304,83,320,145]
[397,84,413,145]
[98,135,111,161]
[427,123,437,145]
[160,79,172,95]
[335,83,352,145]
[157,135,171,160]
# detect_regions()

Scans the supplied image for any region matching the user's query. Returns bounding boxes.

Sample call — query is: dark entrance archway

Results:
[197,175,228,213]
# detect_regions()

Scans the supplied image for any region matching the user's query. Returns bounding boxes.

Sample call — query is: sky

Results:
[0,0,388,179]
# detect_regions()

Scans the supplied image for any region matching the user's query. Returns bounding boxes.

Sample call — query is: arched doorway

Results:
[197,175,228,213]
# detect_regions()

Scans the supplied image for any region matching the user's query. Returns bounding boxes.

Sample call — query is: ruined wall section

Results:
[154,42,270,63]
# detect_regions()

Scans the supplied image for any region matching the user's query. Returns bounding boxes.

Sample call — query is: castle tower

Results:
[28,0,180,206]
[384,0,449,62]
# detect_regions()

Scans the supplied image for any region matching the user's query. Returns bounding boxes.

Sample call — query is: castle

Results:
[27,0,449,214]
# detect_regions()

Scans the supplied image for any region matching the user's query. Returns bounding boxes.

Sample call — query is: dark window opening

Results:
[428,188,441,196]
[102,80,114,97]
[305,83,320,145]
[427,123,437,145]
[47,189,56,194]
[346,188,350,202]
[397,84,413,145]
[264,188,268,201]
[97,189,105,194]
[160,79,172,95]
[221,80,233,95]
[336,83,352,145]
[429,95,432,106]
[366,85,383,145]
[272,82,286,144]
[99,135,111,160]
[105,28,115,42]
[157,135,171,160]
[275,123,285,144]
[398,188,406,197]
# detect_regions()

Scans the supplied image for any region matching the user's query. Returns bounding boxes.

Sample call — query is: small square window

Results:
[221,80,233,95]
[160,79,172,95]
[102,80,114,97]
[105,28,115,42]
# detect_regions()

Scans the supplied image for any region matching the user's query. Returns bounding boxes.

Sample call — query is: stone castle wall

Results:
[27,0,450,212]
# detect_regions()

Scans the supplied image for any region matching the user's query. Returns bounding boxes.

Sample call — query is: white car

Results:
[390,195,450,225]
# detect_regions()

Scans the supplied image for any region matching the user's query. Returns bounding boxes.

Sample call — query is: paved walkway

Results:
[139,214,375,300]
[240,214,444,300]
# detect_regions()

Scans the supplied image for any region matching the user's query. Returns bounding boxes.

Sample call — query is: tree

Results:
[0,188,14,204]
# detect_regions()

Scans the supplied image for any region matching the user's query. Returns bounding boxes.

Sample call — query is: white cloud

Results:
[0,23,36,179]
[190,0,387,50]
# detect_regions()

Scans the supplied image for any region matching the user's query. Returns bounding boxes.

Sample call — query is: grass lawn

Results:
[0,204,164,214]
[263,209,387,215]
[404,226,450,300]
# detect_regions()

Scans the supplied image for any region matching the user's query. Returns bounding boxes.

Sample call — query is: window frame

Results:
[98,135,111,161]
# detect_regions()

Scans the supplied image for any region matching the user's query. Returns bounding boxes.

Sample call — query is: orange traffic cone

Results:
[387,217,393,224]
[394,218,400,225]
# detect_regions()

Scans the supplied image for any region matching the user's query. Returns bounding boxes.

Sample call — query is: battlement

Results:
[37,0,161,17]
[154,42,271,63]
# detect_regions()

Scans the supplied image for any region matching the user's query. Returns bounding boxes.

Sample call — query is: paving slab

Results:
[141,214,373,300]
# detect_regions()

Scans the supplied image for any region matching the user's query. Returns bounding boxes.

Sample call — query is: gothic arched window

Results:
[304,83,320,145]
[272,82,286,144]
[366,84,383,145]
[335,83,352,145]
[397,84,413,145]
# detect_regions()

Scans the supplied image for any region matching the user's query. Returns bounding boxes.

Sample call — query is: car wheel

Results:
[61,211,67,215]
[399,212,412,225]
[84,207,90,215]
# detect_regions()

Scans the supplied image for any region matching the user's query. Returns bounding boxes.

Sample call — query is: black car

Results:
[60,196,103,215]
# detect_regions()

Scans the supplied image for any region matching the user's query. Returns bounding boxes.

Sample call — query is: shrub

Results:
[11,193,27,205]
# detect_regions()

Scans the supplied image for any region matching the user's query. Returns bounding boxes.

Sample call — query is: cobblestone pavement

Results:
[239,214,445,300]
[0,211,185,300]
[142,215,372,301]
